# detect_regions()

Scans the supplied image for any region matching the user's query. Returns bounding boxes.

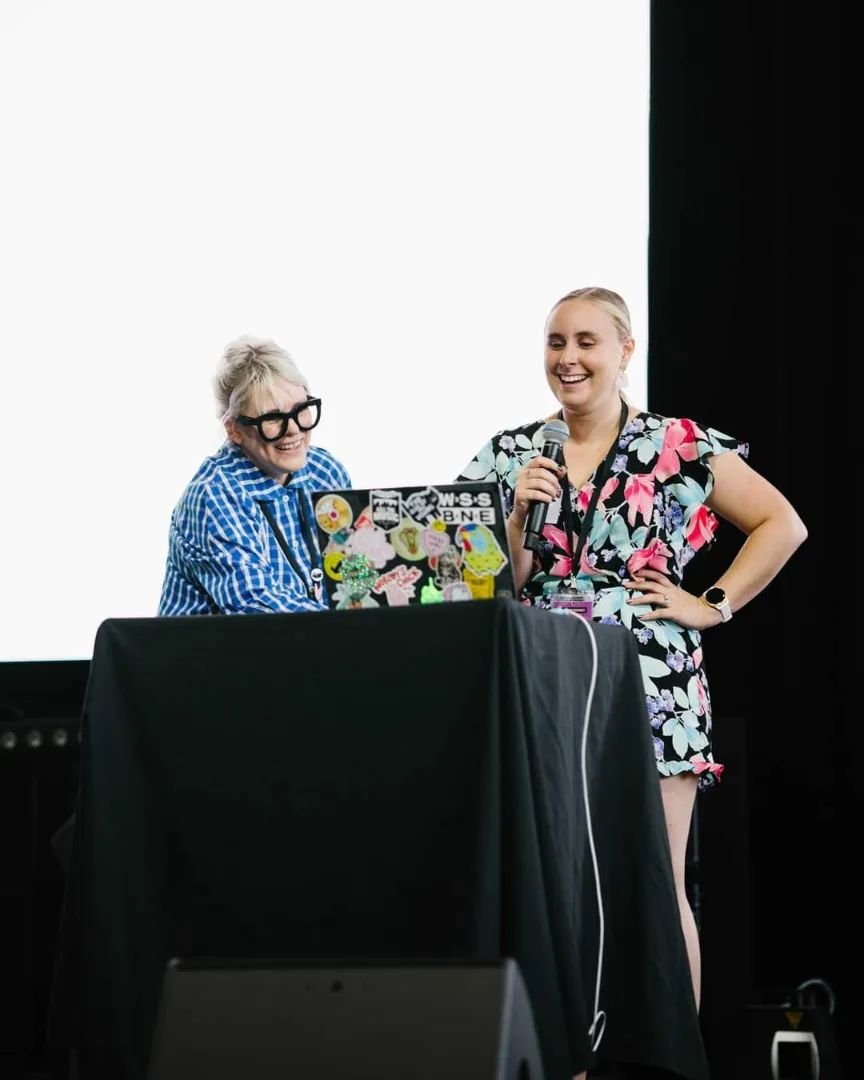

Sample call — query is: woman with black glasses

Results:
[158,335,351,614]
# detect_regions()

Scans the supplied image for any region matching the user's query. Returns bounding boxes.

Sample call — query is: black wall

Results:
[650,1,854,1073]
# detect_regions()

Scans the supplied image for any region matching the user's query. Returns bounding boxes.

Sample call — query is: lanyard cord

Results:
[559,397,629,584]
[256,494,323,601]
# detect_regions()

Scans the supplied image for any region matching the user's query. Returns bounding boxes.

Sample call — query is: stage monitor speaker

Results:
[146,956,546,1080]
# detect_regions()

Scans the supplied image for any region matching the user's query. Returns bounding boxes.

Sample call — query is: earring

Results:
[616,369,629,388]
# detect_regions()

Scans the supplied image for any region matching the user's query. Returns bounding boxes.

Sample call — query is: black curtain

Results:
[650,0,854,1072]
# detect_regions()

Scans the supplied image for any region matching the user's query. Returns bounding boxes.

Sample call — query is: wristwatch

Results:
[702,586,732,623]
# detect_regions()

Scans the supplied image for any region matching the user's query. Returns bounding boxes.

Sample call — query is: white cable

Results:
[571,613,607,1053]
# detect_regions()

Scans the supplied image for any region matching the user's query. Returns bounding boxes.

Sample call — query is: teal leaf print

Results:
[461,457,495,482]
[589,515,612,548]
[681,712,708,750]
[690,731,709,751]
[495,449,512,477]
[672,723,689,759]
[634,438,657,465]
[662,622,688,652]
[619,596,635,629]
[461,441,497,482]
[668,477,708,508]
[593,587,624,618]
[650,429,667,449]
[640,655,672,681]
[629,601,652,626]
[608,514,635,556]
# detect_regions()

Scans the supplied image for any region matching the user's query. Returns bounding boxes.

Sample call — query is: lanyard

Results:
[559,397,629,586]
[256,493,324,602]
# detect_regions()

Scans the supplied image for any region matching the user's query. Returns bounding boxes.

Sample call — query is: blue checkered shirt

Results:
[158,442,351,615]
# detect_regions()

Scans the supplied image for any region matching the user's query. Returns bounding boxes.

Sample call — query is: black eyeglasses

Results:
[235,397,322,442]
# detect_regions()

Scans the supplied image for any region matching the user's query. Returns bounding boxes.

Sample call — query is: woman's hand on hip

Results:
[623,568,722,629]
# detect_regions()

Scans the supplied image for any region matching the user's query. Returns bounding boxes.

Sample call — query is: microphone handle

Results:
[523,441,566,552]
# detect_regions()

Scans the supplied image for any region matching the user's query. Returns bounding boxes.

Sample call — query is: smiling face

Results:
[225,377,312,483]
[544,298,634,419]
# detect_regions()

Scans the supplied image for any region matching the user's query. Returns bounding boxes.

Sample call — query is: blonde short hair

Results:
[214,335,309,420]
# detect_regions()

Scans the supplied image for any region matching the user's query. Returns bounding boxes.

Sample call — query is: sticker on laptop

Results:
[370,490,402,532]
[455,523,506,576]
[373,564,423,606]
[345,524,394,568]
[390,518,425,561]
[315,493,354,535]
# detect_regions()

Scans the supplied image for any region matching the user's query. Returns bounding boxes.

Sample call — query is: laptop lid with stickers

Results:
[310,481,516,609]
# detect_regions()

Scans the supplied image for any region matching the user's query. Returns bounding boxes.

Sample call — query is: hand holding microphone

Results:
[519,419,570,552]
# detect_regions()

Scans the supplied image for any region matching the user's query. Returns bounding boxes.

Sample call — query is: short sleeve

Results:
[664,420,749,502]
[456,437,500,484]
[456,422,547,495]
[695,423,749,462]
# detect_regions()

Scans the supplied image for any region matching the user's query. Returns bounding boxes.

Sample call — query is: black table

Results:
[50,598,708,1079]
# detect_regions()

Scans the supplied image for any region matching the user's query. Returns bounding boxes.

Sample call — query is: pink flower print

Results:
[541,524,594,578]
[627,537,673,577]
[600,476,619,503]
[691,759,725,780]
[695,674,710,716]
[541,525,573,578]
[576,483,595,514]
[684,505,719,553]
[623,473,655,527]
[577,545,596,577]
[576,475,619,514]
[654,418,701,481]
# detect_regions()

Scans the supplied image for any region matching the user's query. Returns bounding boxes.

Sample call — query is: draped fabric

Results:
[50,600,707,1079]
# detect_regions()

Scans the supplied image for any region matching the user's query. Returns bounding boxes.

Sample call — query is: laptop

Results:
[310,481,516,609]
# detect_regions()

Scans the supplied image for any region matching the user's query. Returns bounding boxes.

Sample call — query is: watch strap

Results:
[701,588,732,622]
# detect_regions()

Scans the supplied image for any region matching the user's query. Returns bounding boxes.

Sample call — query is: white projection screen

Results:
[1,1,649,661]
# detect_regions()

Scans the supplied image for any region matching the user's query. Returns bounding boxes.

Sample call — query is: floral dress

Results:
[458,410,748,789]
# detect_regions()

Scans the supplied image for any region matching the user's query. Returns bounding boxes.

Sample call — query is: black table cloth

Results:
[50,598,707,1080]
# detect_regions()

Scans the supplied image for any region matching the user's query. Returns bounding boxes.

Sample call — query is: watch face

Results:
[705,587,726,605]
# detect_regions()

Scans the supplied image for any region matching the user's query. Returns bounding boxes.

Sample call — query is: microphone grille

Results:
[540,419,569,446]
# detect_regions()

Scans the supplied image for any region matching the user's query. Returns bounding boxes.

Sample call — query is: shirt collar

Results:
[217,441,304,500]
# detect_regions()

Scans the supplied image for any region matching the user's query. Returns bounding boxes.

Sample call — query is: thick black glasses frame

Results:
[235,397,322,442]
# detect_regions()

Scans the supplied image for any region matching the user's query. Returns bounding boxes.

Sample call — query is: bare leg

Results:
[660,773,700,1008]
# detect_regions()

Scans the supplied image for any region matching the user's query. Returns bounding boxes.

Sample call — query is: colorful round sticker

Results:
[389,519,425,561]
[315,494,353,535]
[323,550,345,581]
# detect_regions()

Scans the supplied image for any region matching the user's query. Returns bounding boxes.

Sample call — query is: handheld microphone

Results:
[523,418,569,552]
